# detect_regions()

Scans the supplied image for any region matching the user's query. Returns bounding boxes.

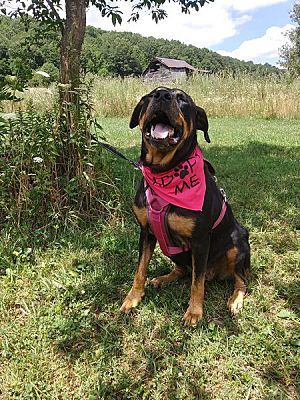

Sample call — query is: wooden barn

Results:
[142,57,198,81]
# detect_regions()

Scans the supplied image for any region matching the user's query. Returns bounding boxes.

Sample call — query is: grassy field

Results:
[0,117,299,399]
[2,74,300,119]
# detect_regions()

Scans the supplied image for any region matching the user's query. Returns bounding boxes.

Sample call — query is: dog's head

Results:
[130,87,210,166]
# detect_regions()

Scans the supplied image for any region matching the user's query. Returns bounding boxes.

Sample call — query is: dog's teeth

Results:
[169,136,179,144]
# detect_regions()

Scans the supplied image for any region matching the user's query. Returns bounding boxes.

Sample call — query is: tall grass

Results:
[92,74,300,119]
[2,74,300,118]
[0,87,56,113]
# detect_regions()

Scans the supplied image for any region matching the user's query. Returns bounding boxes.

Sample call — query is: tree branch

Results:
[45,0,62,22]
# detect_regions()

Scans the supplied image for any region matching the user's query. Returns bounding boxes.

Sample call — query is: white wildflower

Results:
[33,156,44,164]
[35,70,50,78]
[2,113,16,120]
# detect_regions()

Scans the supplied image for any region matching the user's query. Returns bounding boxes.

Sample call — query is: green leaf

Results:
[290,339,300,347]
[115,13,122,25]
[277,309,293,319]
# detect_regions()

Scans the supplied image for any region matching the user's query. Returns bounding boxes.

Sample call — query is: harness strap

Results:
[145,183,228,257]
[145,185,188,256]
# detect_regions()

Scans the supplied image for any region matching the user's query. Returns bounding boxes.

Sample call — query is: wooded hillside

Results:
[0,16,280,81]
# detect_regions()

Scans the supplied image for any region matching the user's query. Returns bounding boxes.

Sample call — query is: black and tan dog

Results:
[120,87,250,326]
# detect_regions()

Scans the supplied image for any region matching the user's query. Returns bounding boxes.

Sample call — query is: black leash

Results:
[91,134,140,170]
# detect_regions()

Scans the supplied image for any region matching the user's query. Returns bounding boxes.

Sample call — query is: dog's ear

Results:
[196,106,210,143]
[129,96,147,129]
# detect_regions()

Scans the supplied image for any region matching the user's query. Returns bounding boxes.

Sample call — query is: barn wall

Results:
[143,65,188,82]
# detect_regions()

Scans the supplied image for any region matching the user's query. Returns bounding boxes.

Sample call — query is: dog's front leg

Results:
[120,228,156,313]
[183,236,210,327]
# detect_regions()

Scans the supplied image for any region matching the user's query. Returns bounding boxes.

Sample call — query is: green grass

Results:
[1,117,299,399]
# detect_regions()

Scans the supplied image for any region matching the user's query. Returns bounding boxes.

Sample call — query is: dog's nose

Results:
[154,89,172,102]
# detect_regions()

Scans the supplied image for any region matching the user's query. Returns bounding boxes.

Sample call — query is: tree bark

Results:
[58,0,87,180]
[60,0,86,91]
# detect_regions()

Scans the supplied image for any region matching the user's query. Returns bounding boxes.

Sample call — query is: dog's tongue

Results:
[151,123,173,139]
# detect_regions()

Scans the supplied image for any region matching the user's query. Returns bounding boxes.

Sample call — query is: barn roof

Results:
[154,57,196,71]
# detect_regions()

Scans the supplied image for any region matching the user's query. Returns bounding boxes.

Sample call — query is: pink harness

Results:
[145,186,189,255]
[141,146,227,257]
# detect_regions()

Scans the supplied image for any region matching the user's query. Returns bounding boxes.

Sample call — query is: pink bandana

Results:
[141,146,206,211]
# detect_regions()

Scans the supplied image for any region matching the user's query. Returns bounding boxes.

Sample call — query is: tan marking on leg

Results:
[150,265,187,288]
[167,213,195,237]
[227,273,247,316]
[120,240,154,313]
[225,246,238,276]
[206,247,238,282]
[133,205,147,228]
[183,254,205,327]
[225,246,247,315]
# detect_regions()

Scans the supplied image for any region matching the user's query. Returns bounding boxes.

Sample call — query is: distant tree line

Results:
[0,15,280,85]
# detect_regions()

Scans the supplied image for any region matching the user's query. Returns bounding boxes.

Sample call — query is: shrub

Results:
[0,102,114,235]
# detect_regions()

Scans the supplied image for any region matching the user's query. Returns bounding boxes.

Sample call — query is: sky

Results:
[86,0,295,66]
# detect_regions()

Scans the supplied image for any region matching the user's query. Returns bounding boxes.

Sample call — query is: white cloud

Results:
[218,24,294,65]
[87,2,252,48]
[86,0,292,64]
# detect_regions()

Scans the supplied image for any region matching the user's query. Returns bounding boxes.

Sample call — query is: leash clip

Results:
[219,188,228,203]
[130,161,141,170]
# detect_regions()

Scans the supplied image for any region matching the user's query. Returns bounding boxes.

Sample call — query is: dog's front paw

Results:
[120,289,144,313]
[183,305,203,327]
[227,292,244,316]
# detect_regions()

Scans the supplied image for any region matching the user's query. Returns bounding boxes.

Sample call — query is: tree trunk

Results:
[60,0,86,92]
[58,0,87,180]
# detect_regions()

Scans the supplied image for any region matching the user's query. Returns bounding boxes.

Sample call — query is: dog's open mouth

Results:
[144,112,182,146]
